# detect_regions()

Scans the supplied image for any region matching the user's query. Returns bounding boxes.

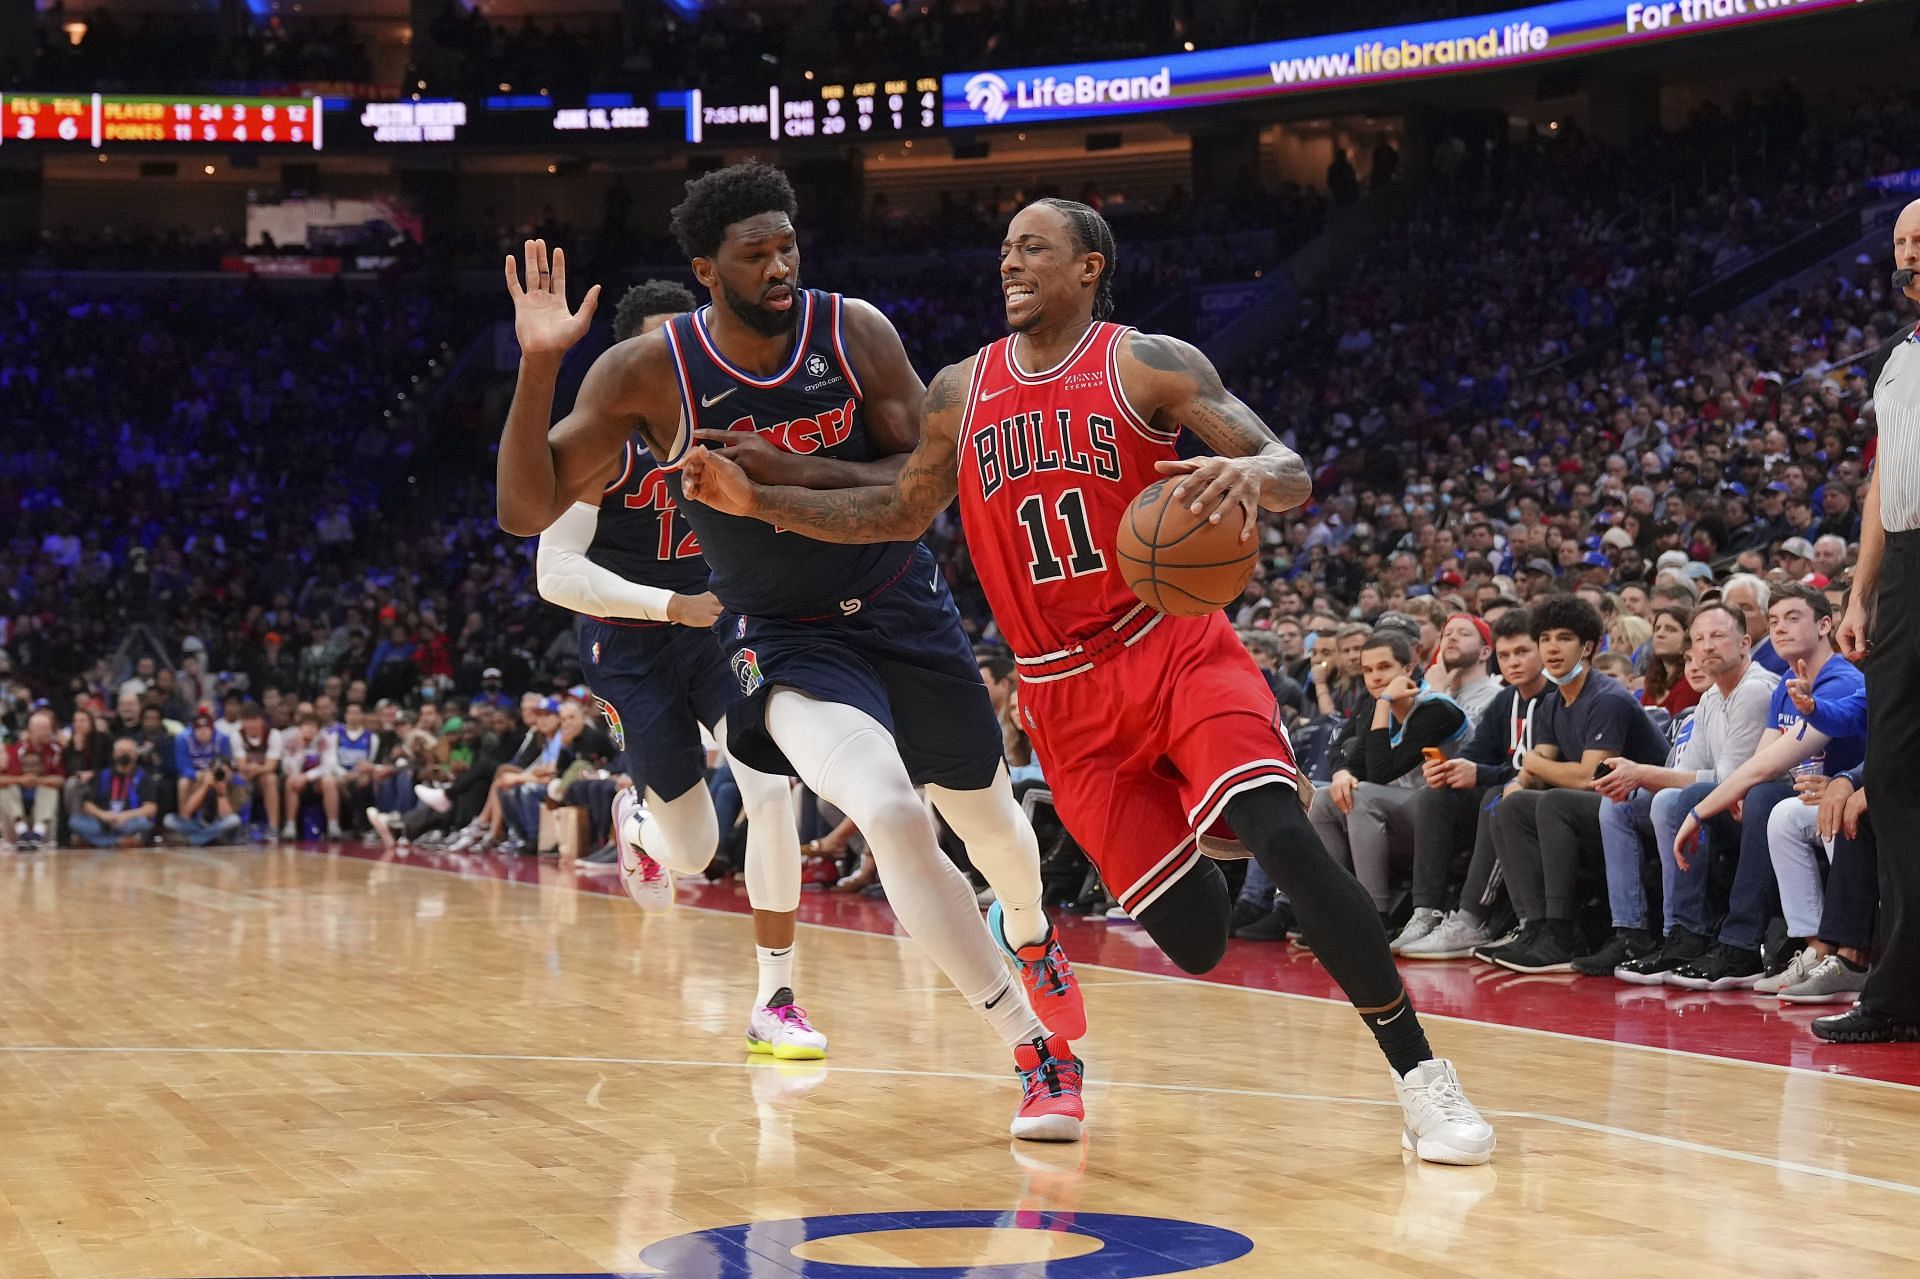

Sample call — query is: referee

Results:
[1822,198,1920,1042]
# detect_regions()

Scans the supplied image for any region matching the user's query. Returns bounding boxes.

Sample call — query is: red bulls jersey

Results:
[956,322,1178,670]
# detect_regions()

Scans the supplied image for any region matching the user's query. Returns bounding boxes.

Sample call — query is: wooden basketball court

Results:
[3,844,1918,1278]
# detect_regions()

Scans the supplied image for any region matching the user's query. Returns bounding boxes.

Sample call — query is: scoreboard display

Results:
[0,94,322,148]
[681,78,940,144]
[792,77,941,139]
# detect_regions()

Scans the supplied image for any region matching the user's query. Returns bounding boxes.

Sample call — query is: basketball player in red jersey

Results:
[683,198,1496,1164]
[496,163,1087,1143]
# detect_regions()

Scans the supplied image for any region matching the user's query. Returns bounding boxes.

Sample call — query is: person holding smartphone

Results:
[1478,596,1670,973]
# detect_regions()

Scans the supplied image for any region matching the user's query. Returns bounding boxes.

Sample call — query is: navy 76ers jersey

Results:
[589,436,710,595]
[659,289,914,618]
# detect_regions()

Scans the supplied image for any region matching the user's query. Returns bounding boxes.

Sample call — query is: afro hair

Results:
[612,278,698,341]
[669,160,799,260]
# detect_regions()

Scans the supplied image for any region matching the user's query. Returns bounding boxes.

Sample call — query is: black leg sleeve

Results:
[1133,857,1233,974]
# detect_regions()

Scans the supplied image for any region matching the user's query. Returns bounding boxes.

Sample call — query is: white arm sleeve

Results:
[536,502,678,623]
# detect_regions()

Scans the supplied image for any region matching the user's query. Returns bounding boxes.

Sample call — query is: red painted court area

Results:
[311,841,1920,1090]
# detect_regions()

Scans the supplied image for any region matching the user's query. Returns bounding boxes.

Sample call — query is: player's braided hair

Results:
[612,279,698,342]
[670,160,800,260]
[1034,197,1118,321]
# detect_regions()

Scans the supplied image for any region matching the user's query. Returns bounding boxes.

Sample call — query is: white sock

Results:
[756,944,796,1007]
[971,973,1048,1049]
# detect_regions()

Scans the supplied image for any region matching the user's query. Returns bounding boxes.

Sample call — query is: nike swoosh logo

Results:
[1376,1005,1407,1026]
[701,388,738,408]
[984,983,1010,1011]
[980,385,1012,401]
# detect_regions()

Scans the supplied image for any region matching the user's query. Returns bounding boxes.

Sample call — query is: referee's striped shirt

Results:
[1870,322,1920,532]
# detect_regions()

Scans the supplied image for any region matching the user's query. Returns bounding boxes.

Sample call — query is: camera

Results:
[213,762,231,783]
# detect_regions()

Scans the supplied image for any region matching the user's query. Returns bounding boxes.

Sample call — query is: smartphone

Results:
[1421,747,1445,763]
[1593,761,1615,781]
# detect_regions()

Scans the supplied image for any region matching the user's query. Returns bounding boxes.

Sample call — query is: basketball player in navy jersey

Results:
[495,163,1087,1142]
[684,197,1495,1164]
[529,278,824,1060]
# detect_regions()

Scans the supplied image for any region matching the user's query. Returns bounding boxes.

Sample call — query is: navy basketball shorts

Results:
[578,616,738,802]
[718,542,1005,791]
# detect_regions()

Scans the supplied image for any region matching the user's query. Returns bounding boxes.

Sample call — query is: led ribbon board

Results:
[943,0,1875,127]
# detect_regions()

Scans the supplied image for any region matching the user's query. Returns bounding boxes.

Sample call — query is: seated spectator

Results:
[1722,574,1790,676]
[1308,622,1369,721]
[68,738,160,848]
[1640,605,1698,715]
[1309,628,1469,922]
[1398,609,1549,958]
[1666,584,1867,990]
[1756,761,1877,1003]
[230,704,285,841]
[61,706,113,840]
[280,712,342,840]
[1480,595,1670,972]
[331,702,384,837]
[165,709,242,846]
[1421,614,1499,728]
[1,709,65,850]
[1588,603,1776,980]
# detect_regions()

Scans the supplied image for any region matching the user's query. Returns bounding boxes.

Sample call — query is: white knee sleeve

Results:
[639,781,719,877]
[764,689,1042,1041]
[927,764,1042,910]
[711,718,801,914]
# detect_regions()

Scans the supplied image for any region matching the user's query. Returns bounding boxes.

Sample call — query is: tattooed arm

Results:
[679,356,972,543]
[1115,331,1312,540]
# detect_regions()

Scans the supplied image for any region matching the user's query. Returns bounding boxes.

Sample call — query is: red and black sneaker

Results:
[1010,1033,1085,1143]
[989,901,1088,1039]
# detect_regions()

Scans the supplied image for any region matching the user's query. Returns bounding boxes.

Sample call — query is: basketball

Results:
[1114,478,1261,616]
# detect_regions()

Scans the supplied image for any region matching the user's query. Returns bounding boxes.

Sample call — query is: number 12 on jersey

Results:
[1018,488,1106,584]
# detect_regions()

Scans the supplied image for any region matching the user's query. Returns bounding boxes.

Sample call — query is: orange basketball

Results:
[1114,478,1261,617]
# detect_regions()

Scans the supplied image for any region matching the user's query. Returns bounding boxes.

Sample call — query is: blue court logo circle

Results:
[635,1209,1253,1277]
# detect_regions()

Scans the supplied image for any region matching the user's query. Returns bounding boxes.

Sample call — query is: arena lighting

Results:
[944,0,1886,127]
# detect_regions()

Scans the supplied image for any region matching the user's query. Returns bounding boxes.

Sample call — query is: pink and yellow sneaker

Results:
[746,988,829,1060]
[1010,1033,1085,1143]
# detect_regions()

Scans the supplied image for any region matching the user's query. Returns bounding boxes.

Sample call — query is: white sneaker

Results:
[1398,911,1493,960]
[1394,1059,1496,1165]
[1753,945,1821,996]
[413,783,451,814]
[1779,953,1870,1004]
[614,787,673,913]
[365,806,397,852]
[746,994,829,1060]
[1391,907,1446,953]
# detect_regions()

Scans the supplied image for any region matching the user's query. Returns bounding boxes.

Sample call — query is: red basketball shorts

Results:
[1017,610,1298,918]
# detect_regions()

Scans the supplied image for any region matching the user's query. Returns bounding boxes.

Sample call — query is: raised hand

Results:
[504,239,600,358]
[1785,659,1817,718]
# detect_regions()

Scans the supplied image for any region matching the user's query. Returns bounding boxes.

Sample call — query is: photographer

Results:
[165,709,242,846]
[68,738,160,848]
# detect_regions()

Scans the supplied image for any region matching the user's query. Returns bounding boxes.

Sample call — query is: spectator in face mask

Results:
[68,739,160,848]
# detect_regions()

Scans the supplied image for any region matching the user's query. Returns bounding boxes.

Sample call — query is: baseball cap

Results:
[482,667,504,681]
[536,696,562,714]
[1580,551,1611,570]
[1522,558,1557,577]
[1681,561,1716,583]
[264,631,283,645]
[1778,536,1815,560]
[1435,568,1465,588]
[1600,527,1634,550]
